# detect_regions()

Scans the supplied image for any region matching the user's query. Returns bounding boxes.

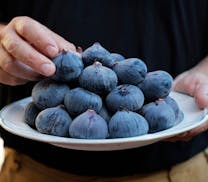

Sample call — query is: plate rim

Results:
[0,92,208,150]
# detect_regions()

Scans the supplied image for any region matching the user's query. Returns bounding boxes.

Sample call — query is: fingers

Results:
[170,71,208,142]
[163,132,189,142]
[48,29,76,52]
[194,84,208,109]
[1,59,43,81]
[14,16,78,57]
[174,71,208,109]
[0,44,42,81]
[47,27,81,57]
[186,120,208,137]
[0,16,79,86]
[0,68,27,86]
[13,17,59,58]
[0,29,55,76]
[173,71,199,96]
[164,119,208,142]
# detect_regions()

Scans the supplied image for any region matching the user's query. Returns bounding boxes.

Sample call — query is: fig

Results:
[35,106,72,137]
[82,42,115,67]
[69,110,108,139]
[109,110,149,138]
[79,62,118,95]
[32,78,69,110]
[139,70,173,101]
[142,100,175,133]
[64,87,102,117]
[52,50,83,82]
[113,58,147,85]
[24,101,40,128]
[106,84,144,113]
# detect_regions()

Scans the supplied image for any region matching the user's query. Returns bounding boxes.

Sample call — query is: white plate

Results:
[0,92,207,151]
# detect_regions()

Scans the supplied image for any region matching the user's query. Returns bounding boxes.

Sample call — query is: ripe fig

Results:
[109,110,149,138]
[82,42,115,67]
[35,106,72,137]
[69,110,108,139]
[142,100,175,133]
[52,50,83,82]
[24,101,41,128]
[106,84,144,113]
[139,70,173,101]
[110,53,125,62]
[32,78,69,110]
[98,104,112,123]
[164,96,184,124]
[113,58,147,85]
[79,62,118,95]
[64,87,102,117]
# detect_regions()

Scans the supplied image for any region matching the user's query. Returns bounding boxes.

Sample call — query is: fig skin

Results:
[24,101,41,128]
[64,87,102,117]
[98,104,112,123]
[113,58,147,85]
[35,106,72,137]
[110,53,125,62]
[142,100,175,133]
[82,42,115,67]
[138,70,173,101]
[32,78,70,110]
[69,110,108,139]
[109,110,149,138]
[79,62,118,95]
[106,84,144,113]
[164,96,184,124]
[51,50,84,82]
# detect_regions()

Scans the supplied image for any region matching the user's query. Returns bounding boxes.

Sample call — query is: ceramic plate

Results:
[0,92,207,151]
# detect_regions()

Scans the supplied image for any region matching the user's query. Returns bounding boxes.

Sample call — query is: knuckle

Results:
[69,43,76,51]
[24,53,38,67]
[3,62,13,73]
[12,16,32,35]
[0,27,11,42]
[12,16,31,24]
[6,38,19,54]
[11,17,20,24]
[16,20,30,35]
[11,16,23,25]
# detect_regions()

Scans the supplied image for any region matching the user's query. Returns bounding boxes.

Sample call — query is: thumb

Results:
[194,84,208,109]
[173,71,197,96]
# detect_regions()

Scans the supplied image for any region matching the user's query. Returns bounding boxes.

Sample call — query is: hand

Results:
[165,70,208,142]
[0,16,76,86]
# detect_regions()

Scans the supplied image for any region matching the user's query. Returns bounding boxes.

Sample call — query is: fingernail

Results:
[46,45,58,57]
[41,63,55,76]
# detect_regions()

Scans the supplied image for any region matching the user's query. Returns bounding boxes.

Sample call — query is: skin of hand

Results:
[0,16,77,86]
[166,57,208,142]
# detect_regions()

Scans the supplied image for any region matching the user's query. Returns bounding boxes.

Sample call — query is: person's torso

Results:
[0,0,208,175]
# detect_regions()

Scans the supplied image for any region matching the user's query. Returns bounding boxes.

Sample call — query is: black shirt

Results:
[0,0,208,176]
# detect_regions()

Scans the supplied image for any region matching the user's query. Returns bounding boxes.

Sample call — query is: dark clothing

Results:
[0,0,208,176]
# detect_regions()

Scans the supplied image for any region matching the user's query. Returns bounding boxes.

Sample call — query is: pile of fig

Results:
[24,43,184,139]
